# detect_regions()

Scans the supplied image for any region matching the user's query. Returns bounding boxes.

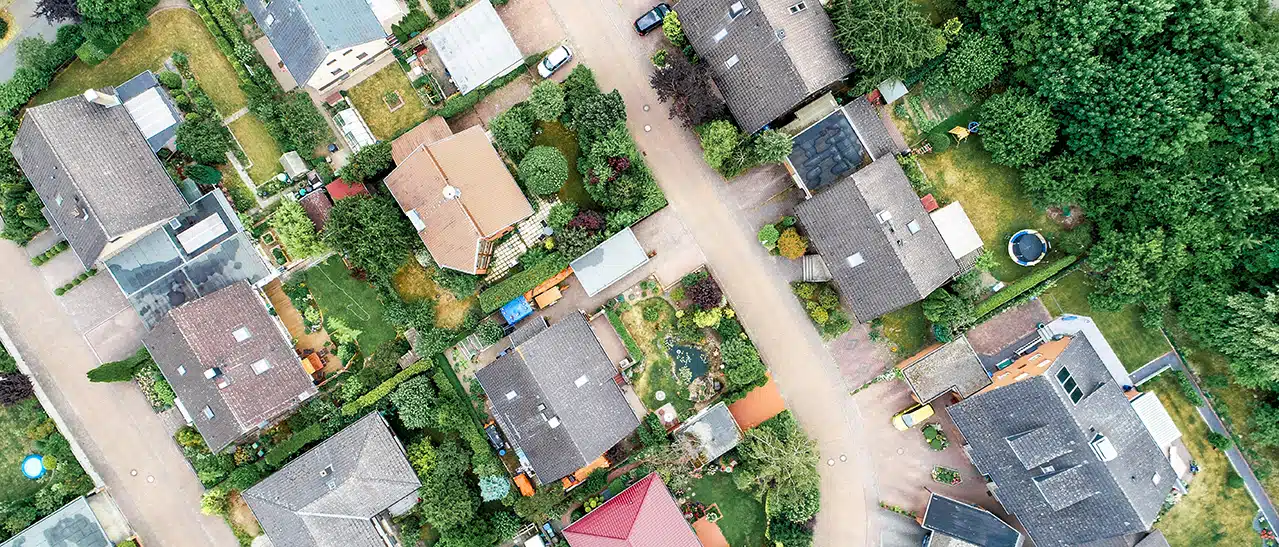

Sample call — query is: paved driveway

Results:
[0,239,238,547]
[537,0,879,542]
[0,0,60,81]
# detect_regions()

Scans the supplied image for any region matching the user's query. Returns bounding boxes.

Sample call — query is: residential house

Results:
[562,473,703,547]
[475,314,640,484]
[793,158,975,322]
[385,118,533,274]
[143,282,318,452]
[244,0,406,92]
[426,0,524,95]
[919,492,1023,547]
[11,90,188,268]
[675,0,853,132]
[785,95,898,196]
[946,333,1177,546]
[242,412,422,547]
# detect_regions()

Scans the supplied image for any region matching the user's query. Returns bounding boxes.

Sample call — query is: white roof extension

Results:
[570,227,649,297]
[427,0,523,94]
[1131,392,1183,451]
[123,87,178,141]
[930,202,983,261]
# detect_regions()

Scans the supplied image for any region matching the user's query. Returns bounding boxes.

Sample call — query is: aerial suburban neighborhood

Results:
[0,0,1274,546]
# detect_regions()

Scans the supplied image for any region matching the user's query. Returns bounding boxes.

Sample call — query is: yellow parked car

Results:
[892,403,935,431]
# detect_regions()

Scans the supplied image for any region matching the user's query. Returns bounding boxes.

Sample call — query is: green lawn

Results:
[1147,373,1261,546]
[229,115,283,183]
[913,139,1059,282]
[1040,271,1171,371]
[620,299,695,419]
[878,302,930,360]
[347,64,429,140]
[0,399,51,505]
[36,10,245,113]
[533,121,595,209]
[304,256,398,351]
[689,472,768,547]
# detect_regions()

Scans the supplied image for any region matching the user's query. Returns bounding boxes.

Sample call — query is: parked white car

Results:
[537,45,573,78]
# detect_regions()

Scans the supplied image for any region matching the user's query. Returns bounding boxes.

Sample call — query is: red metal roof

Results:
[562,473,702,547]
[921,194,939,213]
[326,179,369,201]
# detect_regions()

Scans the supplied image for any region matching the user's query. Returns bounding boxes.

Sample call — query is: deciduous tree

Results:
[270,199,326,258]
[528,80,566,121]
[518,146,570,195]
[649,53,725,127]
[323,195,420,281]
[979,87,1058,167]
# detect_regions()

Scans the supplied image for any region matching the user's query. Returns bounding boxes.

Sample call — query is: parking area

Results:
[854,379,1015,527]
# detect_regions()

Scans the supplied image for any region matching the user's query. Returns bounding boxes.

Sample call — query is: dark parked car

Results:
[634,4,671,35]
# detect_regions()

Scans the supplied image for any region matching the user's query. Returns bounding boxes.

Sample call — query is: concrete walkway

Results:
[1130,351,1178,386]
[542,0,877,543]
[0,240,238,547]
[1174,352,1279,529]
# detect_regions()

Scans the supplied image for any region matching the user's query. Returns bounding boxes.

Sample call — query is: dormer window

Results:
[729,1,747,19]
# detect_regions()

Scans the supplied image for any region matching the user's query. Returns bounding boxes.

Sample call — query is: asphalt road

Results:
[0,241,239,546]
[544,0,878,543]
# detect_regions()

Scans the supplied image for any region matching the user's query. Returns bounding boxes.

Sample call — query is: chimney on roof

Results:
[82,88,121,108]
[442,185,461,201]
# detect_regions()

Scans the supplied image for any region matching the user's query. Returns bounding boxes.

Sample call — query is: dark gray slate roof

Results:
[244,0,386,85]
[0,497,108,547]
[946,336,1177,547]
[794,158,959,321]
[243,413,422,547]
[476,313,639,483]
[922,493,1023,547]
[787,109,867,192]
[900,336,990,402]
[12,95,187,267]
[675,0,852,132]
[143,282,318,452]
[844,96,898,160]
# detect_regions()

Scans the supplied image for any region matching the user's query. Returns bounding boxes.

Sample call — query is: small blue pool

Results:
[669,345,709,378]
[1009,230,1048,266]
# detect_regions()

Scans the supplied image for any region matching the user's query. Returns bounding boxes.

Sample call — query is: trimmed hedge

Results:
[973,256,1077,319]
[53,268,98,296]
[31,241,69,266]
[429,60,531,120]
[605,307,642,361]
[478,255,570,312]
[264,423,327,467]
[341,360,435,417]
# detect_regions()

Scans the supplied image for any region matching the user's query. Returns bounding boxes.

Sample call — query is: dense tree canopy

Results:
[270,199,326,258]
[980,87,1058,167]
[649,52,726,127]
[829,0,946,82]
[733,412,821,523]
[336,142,393,183]
[323,195,420,281]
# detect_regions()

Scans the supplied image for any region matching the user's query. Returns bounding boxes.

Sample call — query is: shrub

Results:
[156,70,183,90]
[519,146,570,195]
[491,104,535,160]
[342,360,436,416]
[662,10,688,48]
[265,422,329,467]
[201,488,229,516]
[427,0,453,18]
[1227,471,1245,489]
[223,464,264,491]
[650,49,668,67]
[176,119,231,165]
[758,224,780,249]
[1208,431,1234,451]
[0,19,8,40]
[476,318,504,346]
[175,426,205,448]
[478,254,570,312]
[184,163,223,186]
[777,228,807,259]
[972,256,1076,318]
[547,202,578,229]
[1172,370,1204,406]
[389,375,437,430]
[642,301,663,322]
[86,347,151,382]
[480,475,512,502]
[528,80,566,121]
[686,276,723,309]
[696,120,741,171]
[942,33,1008,93]
[721,337,767,387]
[434,268,480,298]
[693,307,723,328]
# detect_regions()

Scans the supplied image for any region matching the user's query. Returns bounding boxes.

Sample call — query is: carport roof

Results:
[570,228,649,297]
[426,0,523,95]
[899,336,990,402]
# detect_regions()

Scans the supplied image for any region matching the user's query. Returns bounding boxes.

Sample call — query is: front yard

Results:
[688,472,768,547]
[304,256,398,350]
[347,64,429,140]
[1147,374,1261,546]
[532,120,594,209]
[1041,271,1172,371]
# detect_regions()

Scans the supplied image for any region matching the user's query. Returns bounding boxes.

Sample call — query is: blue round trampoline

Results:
[1009,230,1048,266]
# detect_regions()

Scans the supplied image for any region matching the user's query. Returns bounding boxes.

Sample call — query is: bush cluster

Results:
[264,422,328,467]
[791,282,852,339]
[53,268,99,296]
[341,360,436,417]
[478,255,571,312]
[30,241,69,266]
[972,255,1077,319]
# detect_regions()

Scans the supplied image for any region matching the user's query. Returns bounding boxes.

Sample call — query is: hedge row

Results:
[478,255,570,312]
[31,241,69,266]
[263,422,327,467]
[53,268,98,296]
[427,57,535,121]
[605,307,642,361]
[973,255,1077,319]
[341,360,435,417]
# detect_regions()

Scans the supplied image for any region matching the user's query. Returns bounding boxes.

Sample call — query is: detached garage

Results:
[427,0,523,94]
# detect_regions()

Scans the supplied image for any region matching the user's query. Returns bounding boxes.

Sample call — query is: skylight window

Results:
[729,1,747,18]
[725,55,739,69]
[1056,367,1084,403]
[505,390,518,400]
[233,327,252,342]
[713,28,728,42]
[251,359,271,375]
[264,13,275,27]
[877,210,893,223]
[406,210,426,231]
[907,220,921,234]
[177,365,186,376]
[846,253,864,268]
[789,1,807,13]
[202,406,215,419]
[574,375,589,388]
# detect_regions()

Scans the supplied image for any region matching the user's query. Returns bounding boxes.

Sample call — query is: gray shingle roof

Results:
[844,96,898,160]
[242,413,422,547]
[794,158,959,321]
[475,313,639,483]
[946,336,1177,546]
[922,493,1023,547]
[12,95,187,267]
[143,282,318,452]
[675,0,853,132]
[673,401,742,466]
[0,497,108,547]
[244,0,386,85]
[900,336,990,402]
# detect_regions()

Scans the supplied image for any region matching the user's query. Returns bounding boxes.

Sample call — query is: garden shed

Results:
[929,202,985,271]
[426,0,523,95]
[673,401,742,468]
[569,227,649,297]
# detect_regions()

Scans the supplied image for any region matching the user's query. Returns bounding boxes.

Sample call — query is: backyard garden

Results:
[347,64,430,140]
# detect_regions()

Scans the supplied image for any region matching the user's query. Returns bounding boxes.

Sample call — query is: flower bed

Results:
[922,423,949,451]
[932,466,962,485]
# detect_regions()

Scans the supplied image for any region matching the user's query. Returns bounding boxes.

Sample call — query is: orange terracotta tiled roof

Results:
[728,372,787,430]
[391,116,453,164]
[384,124,533,273]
